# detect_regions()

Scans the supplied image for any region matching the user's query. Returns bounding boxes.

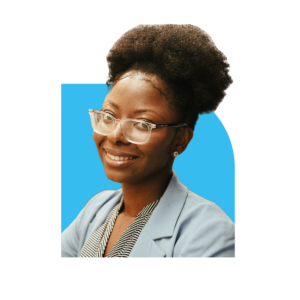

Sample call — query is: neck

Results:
[121,168,173,218]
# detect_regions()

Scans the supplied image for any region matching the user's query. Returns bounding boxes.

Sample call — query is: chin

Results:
[103,168,132,184]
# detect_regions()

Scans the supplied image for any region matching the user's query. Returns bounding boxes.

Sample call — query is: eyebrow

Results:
[106,100,165,120]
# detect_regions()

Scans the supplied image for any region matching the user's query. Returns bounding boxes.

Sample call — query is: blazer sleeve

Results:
[61,207,86,257]
[174,217,235,257]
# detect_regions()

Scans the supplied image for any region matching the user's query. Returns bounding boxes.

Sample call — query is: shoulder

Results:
[173,190,235,257]
[61,188,122,257]
[183,190,233,224]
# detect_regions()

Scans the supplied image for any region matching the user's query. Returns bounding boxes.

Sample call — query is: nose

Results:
[107,121,130,144]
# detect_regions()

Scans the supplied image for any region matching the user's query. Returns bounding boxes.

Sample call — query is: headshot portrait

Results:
[61,24,235,257]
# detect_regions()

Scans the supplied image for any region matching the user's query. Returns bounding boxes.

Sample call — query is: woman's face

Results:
[93,72,182,184]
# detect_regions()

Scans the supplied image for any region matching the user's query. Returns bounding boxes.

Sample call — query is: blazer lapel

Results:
[129,170,188,257]
[129,230,166,257]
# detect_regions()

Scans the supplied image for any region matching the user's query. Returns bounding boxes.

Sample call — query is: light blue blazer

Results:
[61,171,235,257]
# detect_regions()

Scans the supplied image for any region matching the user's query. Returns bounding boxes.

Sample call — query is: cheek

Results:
[93,132,105,146]
[141,132,173,161]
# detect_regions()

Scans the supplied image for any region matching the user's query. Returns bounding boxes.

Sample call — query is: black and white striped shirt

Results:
[79,197,160,257]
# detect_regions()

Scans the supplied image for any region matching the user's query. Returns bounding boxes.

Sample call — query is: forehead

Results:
[104,74,170,111]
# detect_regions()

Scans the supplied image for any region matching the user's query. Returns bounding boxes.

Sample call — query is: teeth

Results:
[107,153,135,161]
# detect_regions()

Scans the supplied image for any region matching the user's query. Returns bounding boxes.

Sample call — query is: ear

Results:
[172,127,194,155]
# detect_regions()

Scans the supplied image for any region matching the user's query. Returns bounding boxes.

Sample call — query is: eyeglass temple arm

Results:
[154,123,188,128]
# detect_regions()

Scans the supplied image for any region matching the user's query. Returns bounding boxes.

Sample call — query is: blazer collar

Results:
[129,170,189,257]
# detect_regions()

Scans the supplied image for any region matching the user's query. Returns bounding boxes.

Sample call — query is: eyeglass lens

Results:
[91,111,151,144]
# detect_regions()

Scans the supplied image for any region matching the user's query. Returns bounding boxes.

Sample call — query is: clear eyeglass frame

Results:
[88,109,187,145]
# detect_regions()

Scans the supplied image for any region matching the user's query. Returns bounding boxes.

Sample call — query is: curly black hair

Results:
[106,24,233,129]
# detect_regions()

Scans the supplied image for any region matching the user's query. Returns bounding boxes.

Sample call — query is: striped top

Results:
[79,197,160,257]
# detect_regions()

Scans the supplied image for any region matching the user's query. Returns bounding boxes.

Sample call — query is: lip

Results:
[104,150,138,167]
[103,147,139,158]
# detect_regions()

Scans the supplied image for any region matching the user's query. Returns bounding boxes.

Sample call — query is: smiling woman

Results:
[61,24,235,257]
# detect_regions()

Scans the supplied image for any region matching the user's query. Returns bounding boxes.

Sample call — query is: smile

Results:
[106,153,137,161]
[104,149,139,167]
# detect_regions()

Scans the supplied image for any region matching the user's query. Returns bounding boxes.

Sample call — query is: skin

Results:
[92,71,193,256]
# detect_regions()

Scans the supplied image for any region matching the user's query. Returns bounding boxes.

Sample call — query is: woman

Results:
[61,24,234,257]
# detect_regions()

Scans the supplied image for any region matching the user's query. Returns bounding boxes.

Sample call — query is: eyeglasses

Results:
[89,109,187,145]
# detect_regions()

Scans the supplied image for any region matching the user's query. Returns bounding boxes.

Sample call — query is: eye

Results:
[134,121,149,131]
[103,113,114,121]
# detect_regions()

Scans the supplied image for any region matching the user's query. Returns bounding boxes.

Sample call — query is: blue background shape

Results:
[61,84,235,232]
